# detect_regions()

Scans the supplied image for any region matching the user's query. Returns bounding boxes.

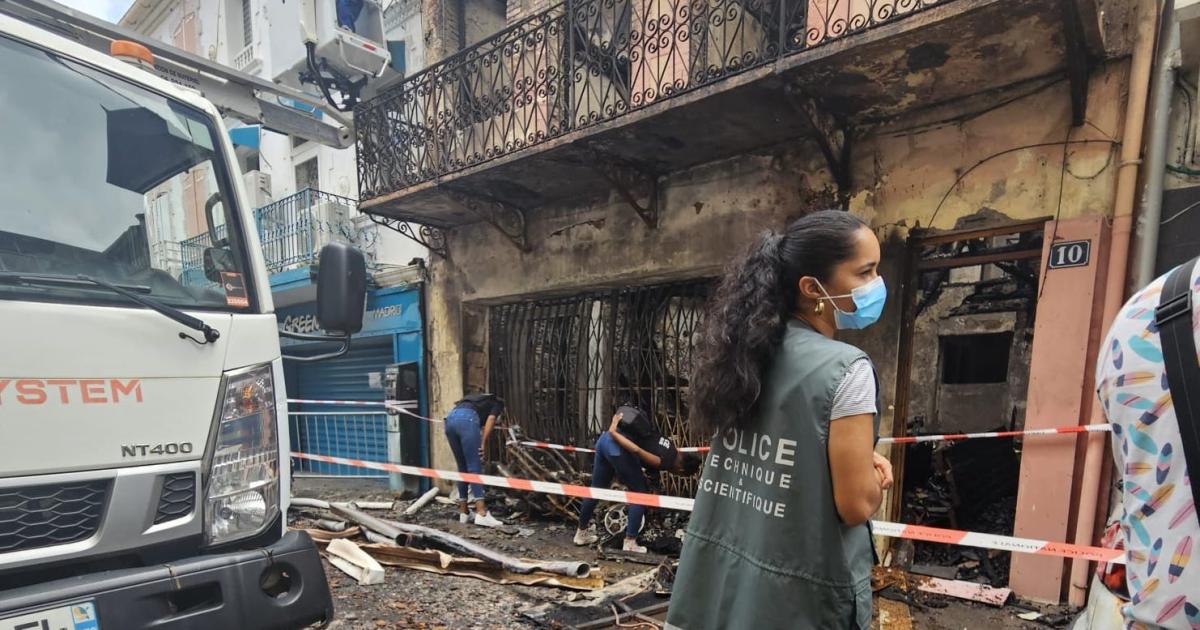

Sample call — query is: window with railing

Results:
[232,44,257,72]
[489,280,711,495]
[254,188,374,275]
[180,189,377,280]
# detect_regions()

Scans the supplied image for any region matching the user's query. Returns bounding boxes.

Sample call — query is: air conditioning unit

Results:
[242,170,273,209]
[266,0,390,91]
[312,197,352,233]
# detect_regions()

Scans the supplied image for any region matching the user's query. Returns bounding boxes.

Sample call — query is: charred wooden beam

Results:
[331,504,592,578]
[784,86,852,208]
[1060,0,1090,127]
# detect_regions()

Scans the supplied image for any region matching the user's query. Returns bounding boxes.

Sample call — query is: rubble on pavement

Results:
[294,457,1086,629]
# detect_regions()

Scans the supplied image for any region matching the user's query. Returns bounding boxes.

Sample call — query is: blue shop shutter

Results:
[287,337,395,476]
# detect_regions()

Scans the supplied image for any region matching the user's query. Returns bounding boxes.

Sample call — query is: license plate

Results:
[0,602,99,630]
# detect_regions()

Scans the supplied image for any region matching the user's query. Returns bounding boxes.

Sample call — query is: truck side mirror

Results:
[316,242,366,335]
[279,242,366,363]
[203,247,236,283]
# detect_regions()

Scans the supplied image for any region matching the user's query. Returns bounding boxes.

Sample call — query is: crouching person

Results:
[574,406,701,552]
[444,392,505,528]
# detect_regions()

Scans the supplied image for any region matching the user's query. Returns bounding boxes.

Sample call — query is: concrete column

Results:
[425,259,467,494]
[421,0,462,63]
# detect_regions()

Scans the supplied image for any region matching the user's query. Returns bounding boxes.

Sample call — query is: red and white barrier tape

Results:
[289,451,1125,564]
[288,398,415,407]
[286,399,441,423]
[505,424,1114,455]
[291,451,693,511]
[870,521,1124,564]
[878,424,1112,445]
[287,400,1111,449]
[506,440,709,454]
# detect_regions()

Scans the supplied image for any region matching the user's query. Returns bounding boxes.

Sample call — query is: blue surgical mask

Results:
[817,276,887,330]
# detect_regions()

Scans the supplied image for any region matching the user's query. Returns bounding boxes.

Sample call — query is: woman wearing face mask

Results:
[665,210,893,630]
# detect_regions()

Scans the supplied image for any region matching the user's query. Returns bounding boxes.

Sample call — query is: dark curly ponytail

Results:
[691,210,868,434]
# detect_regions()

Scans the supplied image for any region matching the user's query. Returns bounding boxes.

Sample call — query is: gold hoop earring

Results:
[814,301,825,315]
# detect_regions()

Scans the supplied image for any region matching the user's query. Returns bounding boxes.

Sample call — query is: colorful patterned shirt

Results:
[1096,262,1199,630]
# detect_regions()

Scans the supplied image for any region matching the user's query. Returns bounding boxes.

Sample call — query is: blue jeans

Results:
[336,0,364,31]
[579,432,648,537]
[444,406,483,502]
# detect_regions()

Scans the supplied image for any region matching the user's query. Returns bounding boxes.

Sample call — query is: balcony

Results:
[180,188,378,287]
[255,188,378,276]
[179,224,227,289]
[232,43,262,74]
[356,0,1092,228]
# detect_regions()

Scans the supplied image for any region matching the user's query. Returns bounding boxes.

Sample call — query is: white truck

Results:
[0,6,375,628]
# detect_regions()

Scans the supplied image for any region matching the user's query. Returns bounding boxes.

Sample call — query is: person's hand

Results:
[872,452,893,490]
[478,445,486,459]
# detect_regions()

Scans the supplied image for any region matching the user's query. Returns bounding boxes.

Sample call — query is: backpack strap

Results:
[1154,256,1200,525]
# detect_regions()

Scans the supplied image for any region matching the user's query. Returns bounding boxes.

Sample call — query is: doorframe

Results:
[886,218,1049,522]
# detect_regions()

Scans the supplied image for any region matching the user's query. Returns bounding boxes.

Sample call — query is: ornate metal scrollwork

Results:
[577,146,660,228]
[444,189,531,253]
[356,0,948,199]
[367,214,450,259]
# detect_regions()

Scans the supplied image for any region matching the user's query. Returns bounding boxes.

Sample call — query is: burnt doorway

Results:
[890,220,1046,587]
[489,280,711,495]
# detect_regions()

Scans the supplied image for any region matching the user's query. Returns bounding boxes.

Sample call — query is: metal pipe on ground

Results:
[353,501,396,510]
[331,503,592,579]
[404,487,441,515]
[291,497,332,510]
[364,530,398,546]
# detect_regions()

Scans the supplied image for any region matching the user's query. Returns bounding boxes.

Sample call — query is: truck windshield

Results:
[0,34,253,312]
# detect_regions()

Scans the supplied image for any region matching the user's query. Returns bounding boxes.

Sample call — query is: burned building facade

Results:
[355,0,1164,604]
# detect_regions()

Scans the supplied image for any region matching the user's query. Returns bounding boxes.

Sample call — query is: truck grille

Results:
[0,480,109,553]
[153,473,196,524]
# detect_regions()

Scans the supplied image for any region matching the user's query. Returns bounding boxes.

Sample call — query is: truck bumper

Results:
[0,530,333,629]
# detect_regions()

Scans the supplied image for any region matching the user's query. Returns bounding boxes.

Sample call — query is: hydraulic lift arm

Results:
[0,0,356,148]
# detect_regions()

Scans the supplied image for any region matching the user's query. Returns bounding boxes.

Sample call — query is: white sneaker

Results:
[474,512,504,528]
[573,527,599,546]
[458,513,470,524]
[622,538,647,554]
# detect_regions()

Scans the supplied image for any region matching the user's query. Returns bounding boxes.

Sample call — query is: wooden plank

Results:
[886,240,921,523]
[909,564,959,580]
[913,218,1050,246]
[916,248,1042,270]
[358,543,605,591]
[877,597,914,630]
[326,538,386,585]
[915,576,1012,607]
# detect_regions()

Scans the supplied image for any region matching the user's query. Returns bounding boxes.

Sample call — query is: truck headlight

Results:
[204,364,279,545]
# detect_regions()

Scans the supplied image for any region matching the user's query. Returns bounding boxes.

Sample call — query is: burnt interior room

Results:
[897,225,1043,587]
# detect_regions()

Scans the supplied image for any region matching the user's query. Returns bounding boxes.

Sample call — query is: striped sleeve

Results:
[831,358,877,421]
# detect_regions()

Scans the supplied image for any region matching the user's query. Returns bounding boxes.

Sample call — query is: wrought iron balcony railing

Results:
[254,188,376,275]
[180,188,378,282]
[179,223,228,288]
[357,0,950,200]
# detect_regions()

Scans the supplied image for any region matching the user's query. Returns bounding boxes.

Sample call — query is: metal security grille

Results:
[285,338,395,477]
[0,480,108,553]
[289,412,390,477]
[490,280,711,495]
